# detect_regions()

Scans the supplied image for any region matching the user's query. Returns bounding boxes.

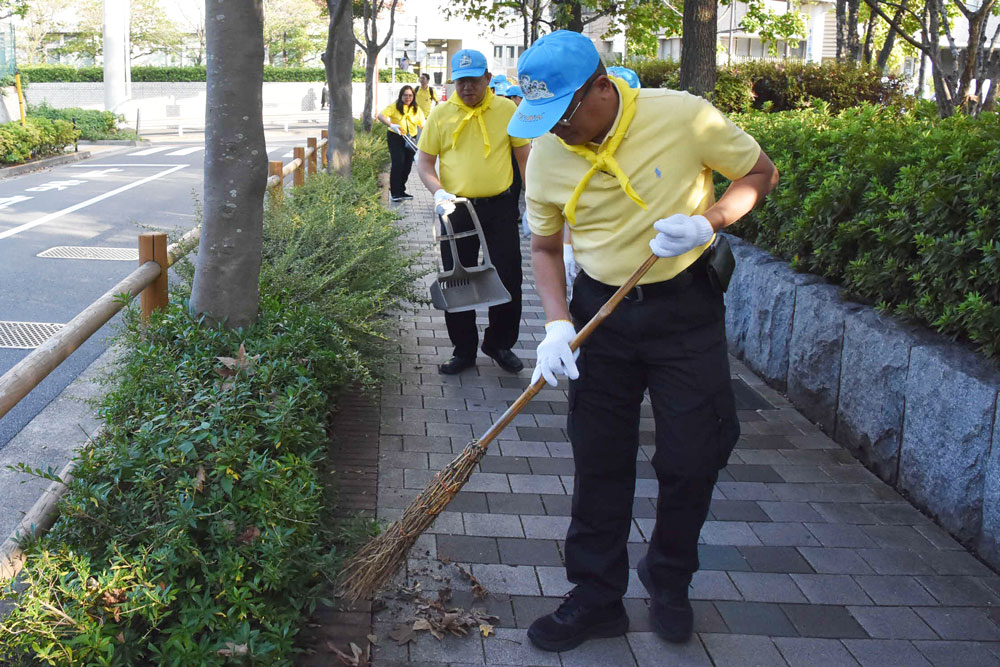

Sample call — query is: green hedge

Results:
[0,117,78,164]
[629,60,911,114]
[727,105,1000,360]
[28,102,136,141]
[19,65,419,84]
[0,132,423,664]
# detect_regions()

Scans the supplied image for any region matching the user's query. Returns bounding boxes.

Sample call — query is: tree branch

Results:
[861,0,930,54]
[375,0,399,51]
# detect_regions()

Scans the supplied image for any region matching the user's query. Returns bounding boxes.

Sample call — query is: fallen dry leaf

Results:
[217,642,249,657]
[388,624,415,645]
[193,466,207,493]
[237,526,261,544]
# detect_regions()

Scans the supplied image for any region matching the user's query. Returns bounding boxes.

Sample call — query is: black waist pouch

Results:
[705,234,736,293]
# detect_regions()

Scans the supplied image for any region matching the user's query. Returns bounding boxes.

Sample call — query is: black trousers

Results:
[564,259,740,606]
[387,132,414,197]
[440,191,522,359]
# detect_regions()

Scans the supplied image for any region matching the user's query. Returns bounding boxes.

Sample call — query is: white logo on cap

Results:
[459,54,473,68]
[519,75,555,100]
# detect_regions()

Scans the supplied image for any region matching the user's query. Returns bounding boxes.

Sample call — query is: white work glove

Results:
[531,320,580,387]
[389,123,402,134]
[434,189,457,217]
[649,214,714,258]
[563,243,579,286]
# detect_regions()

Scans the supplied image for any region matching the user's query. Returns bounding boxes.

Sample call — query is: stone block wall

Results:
[724,235,1000,569]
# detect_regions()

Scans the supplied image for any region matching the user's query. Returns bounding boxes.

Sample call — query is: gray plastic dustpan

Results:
[430,198,512,313]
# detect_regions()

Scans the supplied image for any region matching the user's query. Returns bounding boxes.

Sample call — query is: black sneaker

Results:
[480,344,524,373]
[637,556,693,643]
[400,192,414,200]
[438,356,475,375]
[527,594,629,652]
[390,195,404,202]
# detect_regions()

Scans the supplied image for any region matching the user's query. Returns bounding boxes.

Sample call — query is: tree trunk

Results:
[846,0,862,61]
[679,0,717,97]
[190,0,267,329]
[875,0,907,72]
[836,0,846,60]
[326,0,355,176]
[861,6,878,63]
[552,0,584,31]
[363,54,377,132]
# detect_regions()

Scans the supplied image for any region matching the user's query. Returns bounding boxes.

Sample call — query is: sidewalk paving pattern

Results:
[367,178,1000,666]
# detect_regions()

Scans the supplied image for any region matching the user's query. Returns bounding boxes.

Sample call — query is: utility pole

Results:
[103,0,130,112]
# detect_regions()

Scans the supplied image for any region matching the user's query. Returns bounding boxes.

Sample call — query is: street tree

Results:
[14,0,75,65]
[56,0,184,62]
[0,0,27,20]
[323,0,355,175]
[263,0,326,66]
[354,0,399,132]
[863,0,999,115]
[679,0,717,95]
[189,0,268,328]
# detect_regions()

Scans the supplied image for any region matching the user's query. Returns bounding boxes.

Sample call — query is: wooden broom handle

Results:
[476,253,659,449]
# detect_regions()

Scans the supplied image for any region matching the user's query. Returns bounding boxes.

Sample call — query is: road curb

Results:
[78,139,150,147]
[0,151,92,179]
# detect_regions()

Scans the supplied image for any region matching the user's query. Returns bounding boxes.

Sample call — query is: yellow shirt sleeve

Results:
[510,136,530,148]
[690,97,761,180]
[417,109,441,155]
[415,108,426,128]
[381,104,400,123]
[524,146,564,237]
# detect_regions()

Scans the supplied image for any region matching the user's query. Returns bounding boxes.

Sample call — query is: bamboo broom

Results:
[338,253,661,601]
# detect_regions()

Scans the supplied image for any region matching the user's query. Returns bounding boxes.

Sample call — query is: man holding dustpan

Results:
[416,49,532,376]
[508,31,779,651]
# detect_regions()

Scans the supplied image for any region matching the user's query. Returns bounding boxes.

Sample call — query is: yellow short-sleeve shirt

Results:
[381,103,425,137]
[418,91,531,198]
[415,87,437,116]
[525,85,761,286]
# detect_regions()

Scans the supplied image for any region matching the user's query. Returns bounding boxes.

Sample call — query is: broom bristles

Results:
[338,440,488,601]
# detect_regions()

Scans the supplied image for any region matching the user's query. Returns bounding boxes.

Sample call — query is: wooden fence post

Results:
[268,161,284,200]
[321,129,329,168]
[293,147,305,187]
[138,232,168,321]
[307,137,318,175]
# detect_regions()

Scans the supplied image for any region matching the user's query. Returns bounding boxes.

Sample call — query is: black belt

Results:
[578,252,707,302]
[467,187,512,205]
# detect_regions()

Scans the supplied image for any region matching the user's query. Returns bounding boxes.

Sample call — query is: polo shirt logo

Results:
[459,54,473,67]
[520,75,555,101]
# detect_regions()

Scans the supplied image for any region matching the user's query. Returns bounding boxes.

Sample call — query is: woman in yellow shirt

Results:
[377,85,425,201]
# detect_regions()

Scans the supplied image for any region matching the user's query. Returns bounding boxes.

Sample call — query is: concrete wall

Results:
[21,81,419,127]
[724,235,1000,569]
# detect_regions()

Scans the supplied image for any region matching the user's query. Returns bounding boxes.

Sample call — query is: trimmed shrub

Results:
[0,116,78,164]
[20,65,420,84]
[629,59,911,114]
[726,105,1000,360]
[28,102,136,141]
[0,126,423,664]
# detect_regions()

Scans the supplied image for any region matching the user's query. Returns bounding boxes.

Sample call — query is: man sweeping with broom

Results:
[508,31,779,651]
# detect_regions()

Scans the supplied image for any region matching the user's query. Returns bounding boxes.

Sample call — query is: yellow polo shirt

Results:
[525,84,761,286]
[381,103,425,137]
[418,90,531,198]
[415,86,437,116]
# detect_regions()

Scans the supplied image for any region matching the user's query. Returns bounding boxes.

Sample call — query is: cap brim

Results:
[506,91,574,139]
[449,66,486,82]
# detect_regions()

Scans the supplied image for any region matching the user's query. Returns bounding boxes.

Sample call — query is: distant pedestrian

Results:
[416,72,438,117]
[400,52,411,72]
[377,85,425,202]
[321,84,329,109]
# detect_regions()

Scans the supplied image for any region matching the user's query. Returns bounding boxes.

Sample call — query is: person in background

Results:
[503,84,527,237]
[490,74,509,91]
[417,49,531,375]
[416,72,439,117]
[377,85,425,202]
[505,84,523,106]
[607,66,641,89]
[400,51,411,71]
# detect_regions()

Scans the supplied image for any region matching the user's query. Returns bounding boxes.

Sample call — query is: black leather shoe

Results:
[637,556,693,643]
[480,345,524,373]
[527,594,629,652]
[438,356,475,375]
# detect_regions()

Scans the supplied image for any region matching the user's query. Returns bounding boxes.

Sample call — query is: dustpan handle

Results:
[437,205,464,272]
[474,253,660,450]
[460,199,496,268]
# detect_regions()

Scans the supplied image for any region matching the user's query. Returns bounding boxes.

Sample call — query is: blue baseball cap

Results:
[505,85,523,98]
[450,49,487,81]
[607,66,640,89]
[490,74,509,90]
[507,30,601,138]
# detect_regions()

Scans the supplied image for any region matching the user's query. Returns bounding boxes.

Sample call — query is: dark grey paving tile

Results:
[912,640,1000,667]
[516,426,565,441]
[790,574,873,605]
[861,503,929,525]
[478,455,531,474]
[701,633,789,666]
[436,535,500,564]
[810,502,880,525]
[497,538,563,566]
[738,546,815,574]
[758,501,826,523]
[526,457,575,476]
[729,572,808,603]
[781,604,870,639]
[559,636,636,666]
[444,491,489,513]
[511,595,560,629]
[698,544,752,572]
[846,606,937,640]
[774,637,861,667]
[805,523,878,548]
[632,497,657,519]
[727,464,786,484]
[540,493,572,516]
[863,525,937,550]
[916,549,996,576]
[856,548,934,575]
[750,522,821,547]
[842,639,932,666]
[692,600,729,633]
[486,492,545,515]
[852,575,938,606]
[711,500,771,522]
[714,601,799,636]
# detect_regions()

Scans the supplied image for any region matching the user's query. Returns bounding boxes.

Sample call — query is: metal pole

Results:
[728,3,735,65]
[391,35,396,84]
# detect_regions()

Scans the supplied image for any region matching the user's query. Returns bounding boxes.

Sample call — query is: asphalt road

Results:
[0,133,311,447]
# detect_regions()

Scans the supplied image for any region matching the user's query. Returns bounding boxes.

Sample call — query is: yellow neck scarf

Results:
[561,77,647,226]
[449,88,494,158]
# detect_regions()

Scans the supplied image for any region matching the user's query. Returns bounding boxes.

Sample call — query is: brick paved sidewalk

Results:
[369,178,1000,667]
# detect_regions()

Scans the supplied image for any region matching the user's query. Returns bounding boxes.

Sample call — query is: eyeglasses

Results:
[555,76,596,128]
